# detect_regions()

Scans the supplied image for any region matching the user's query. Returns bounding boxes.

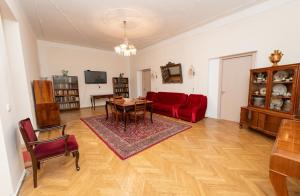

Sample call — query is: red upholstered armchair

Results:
[19,118,80,188]
[177,94,207,123]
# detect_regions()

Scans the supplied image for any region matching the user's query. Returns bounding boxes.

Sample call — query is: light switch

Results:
[6,104,11,112]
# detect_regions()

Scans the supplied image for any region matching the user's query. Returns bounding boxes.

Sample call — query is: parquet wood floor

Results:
[19,107,300,196]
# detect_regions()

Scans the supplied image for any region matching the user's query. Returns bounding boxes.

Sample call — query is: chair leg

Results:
[72,152,75,157]
[75,151,80,171]
[37,161,41,170]
[32,160,38,188]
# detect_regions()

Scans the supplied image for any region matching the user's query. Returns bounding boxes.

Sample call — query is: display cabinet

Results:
[240,64,300,136]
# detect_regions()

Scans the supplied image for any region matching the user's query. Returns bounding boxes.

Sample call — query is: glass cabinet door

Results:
[249,70,268,108]
[269,67,296,113]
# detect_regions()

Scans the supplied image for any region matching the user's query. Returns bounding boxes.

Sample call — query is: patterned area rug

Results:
[81,114,192,159]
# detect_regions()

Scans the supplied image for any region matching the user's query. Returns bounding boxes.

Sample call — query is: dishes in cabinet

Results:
[259,87,267,95]
[253,97,265,107]
[273,70,289,82]
[254,72,267,83]
[272,84,287,96]
[270,98,283,110]
[282,100,291,112]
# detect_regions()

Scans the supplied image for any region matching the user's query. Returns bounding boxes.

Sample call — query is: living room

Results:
[1,0,300,195]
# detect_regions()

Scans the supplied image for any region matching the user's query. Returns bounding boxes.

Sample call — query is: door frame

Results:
[137,68,151,97]
[217,51,257,119]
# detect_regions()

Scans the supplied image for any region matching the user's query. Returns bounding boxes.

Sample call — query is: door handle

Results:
[221,91,226,94]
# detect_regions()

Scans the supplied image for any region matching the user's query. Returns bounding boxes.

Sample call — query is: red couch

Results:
[177,94,207,123]
[146,91,157,101]
[152,92,188,117]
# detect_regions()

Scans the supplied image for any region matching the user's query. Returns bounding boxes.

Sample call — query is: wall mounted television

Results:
[84,70,107,84]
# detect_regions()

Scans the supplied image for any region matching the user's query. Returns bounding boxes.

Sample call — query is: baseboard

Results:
[12,169,26,196]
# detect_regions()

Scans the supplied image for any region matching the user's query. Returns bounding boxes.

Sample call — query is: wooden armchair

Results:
[129,99,147,125]
[19,118,80,188]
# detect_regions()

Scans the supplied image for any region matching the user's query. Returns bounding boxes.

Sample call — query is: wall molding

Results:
[12,169,26,196]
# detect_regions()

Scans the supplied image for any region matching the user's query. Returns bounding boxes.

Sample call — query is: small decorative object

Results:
[151,72,158,79]
[255,91,259,95]
[256,73,265,82]
[260,87,267,95]
[189,65,195,77]
[119,73,124,78]
[269,50,283,66]
[62,69,68,76]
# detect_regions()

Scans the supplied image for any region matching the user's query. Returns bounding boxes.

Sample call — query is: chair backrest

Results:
[19,118,37,150]
[110,96,123,113]
[134,99,147,114]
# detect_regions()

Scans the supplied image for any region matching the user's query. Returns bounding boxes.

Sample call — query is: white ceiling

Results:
[20,0,266,51]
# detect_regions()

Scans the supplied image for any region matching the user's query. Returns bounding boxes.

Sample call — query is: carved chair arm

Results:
[35,125,66,135]
[28,134,69,146]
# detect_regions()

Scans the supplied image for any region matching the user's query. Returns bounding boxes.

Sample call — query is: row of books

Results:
[54,90,79,96]
[113,78,128,84]
[54,83,78,89]
[114,88,129,93]
[114,84,129,88]
[55,96,79,103]
[59,102,79,110]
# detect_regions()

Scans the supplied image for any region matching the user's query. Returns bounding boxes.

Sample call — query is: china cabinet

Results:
[240,63,300,136]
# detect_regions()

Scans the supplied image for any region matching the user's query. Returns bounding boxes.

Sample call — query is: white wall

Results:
[130,0,300,118]
[0,0,40,195]
[38,41,130,108]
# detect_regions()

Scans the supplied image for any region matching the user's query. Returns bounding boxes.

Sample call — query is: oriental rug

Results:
[81,114,191,159]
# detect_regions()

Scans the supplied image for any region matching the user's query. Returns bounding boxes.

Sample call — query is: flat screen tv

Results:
[84,70,107,84]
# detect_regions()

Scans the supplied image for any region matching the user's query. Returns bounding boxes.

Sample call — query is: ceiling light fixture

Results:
[114,21,137,56]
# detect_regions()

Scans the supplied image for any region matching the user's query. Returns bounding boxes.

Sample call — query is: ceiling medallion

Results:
[114,21,137,56]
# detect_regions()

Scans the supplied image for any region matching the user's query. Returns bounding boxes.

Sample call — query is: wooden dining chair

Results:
[110,96,123,124]
[129,99,147,125]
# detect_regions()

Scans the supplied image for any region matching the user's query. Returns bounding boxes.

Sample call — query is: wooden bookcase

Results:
[113,77,129,98]
[53,76,80,111]
[240,63,300,136]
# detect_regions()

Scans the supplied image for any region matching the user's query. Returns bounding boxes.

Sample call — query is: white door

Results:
[142,69,151,97]
[220,53,255,122]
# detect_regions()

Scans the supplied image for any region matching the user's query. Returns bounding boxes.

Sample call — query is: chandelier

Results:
[114,21,137,56]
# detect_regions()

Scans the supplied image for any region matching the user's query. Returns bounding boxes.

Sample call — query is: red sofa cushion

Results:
[34,135,78,160]
[153,102,173,112]
[154,92,187,105]
[152,92,188,117]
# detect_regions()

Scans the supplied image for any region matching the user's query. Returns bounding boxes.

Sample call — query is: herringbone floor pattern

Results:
[19,107,300,196]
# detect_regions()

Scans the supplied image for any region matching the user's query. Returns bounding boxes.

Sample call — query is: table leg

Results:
[93,98,96,110]
[124,108,127,131]
[90,97,93,109]
[105,101,109,120]
[269,170,288,196]
[150,104,153,123]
